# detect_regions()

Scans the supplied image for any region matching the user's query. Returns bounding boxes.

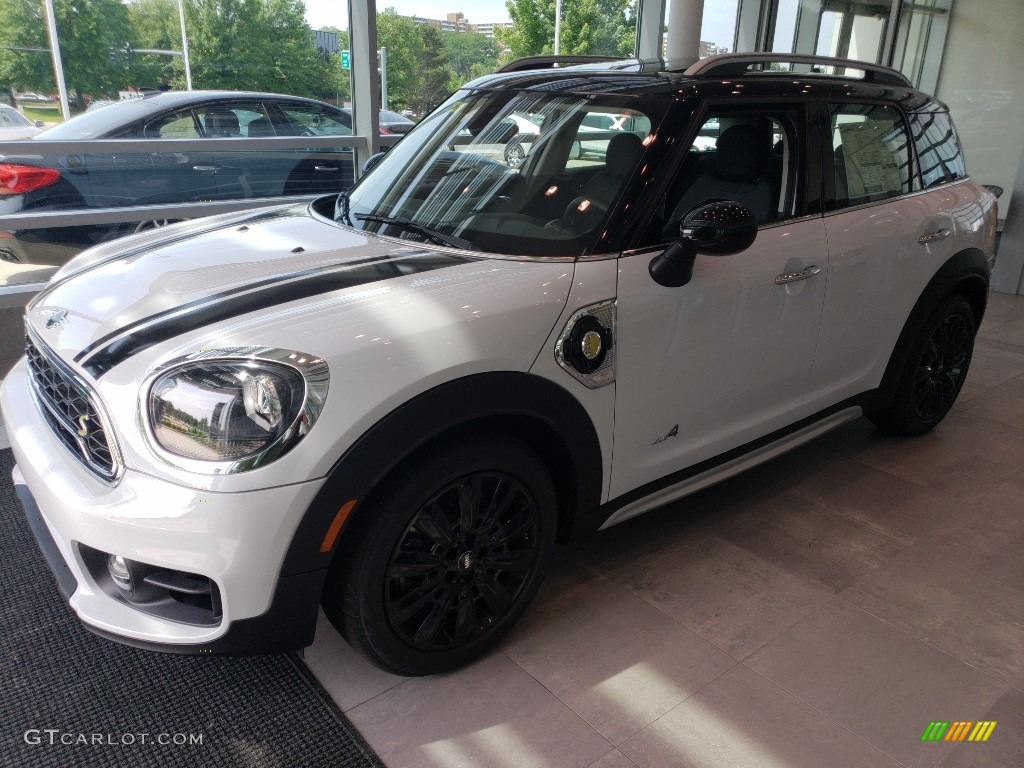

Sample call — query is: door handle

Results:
[314,165,339,172]
[192,165,220,173]
[775,265,821,285]
[918,228,951,244]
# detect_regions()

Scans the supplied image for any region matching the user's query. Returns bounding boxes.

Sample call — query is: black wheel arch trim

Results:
[280,371,604,577]
[877,248,989,405]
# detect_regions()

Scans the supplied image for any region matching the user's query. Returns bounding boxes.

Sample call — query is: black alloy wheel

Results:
[385,473,540,651]
[870,295,977,435]
[322,433,556,675]
[912,311,972,421]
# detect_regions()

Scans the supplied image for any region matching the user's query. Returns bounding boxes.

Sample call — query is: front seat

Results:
[204,109,240,137]
[582,132,644,206]
[246,117,275,137]
[663,123,771,237]
[545,133,644,236]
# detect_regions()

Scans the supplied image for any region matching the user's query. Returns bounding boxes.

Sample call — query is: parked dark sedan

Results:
[0,91,385,266]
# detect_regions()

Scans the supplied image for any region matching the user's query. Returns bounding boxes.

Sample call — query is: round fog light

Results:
[107,554,133,593]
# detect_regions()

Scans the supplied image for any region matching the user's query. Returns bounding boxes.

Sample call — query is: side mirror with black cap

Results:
[649,200,758,288]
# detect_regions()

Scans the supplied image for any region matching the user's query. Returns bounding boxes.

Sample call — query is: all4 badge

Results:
[652,424,679,445]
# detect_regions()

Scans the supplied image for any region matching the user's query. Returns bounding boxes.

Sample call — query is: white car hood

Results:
[26,202,483,375]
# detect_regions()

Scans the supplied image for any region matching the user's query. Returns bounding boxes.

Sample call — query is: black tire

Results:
[869,295,977,435]
[322,433,557,675]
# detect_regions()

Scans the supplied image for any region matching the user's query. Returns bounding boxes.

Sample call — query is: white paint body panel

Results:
[610,217,828,498]
[805,181,994,410]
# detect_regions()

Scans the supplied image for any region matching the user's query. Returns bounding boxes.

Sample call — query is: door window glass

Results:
[660,107,800,240]
[830,103,912,209]
[148,110,200,139]
[277,104,352,136]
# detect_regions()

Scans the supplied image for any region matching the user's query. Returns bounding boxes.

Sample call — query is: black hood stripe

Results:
[78,250,469,378]
[32,206,302,308]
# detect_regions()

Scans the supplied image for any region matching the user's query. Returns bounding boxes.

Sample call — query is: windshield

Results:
[1,106,32,127]
[340,89,666,256]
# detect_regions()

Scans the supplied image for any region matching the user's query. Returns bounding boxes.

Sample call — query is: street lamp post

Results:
[554,0,562,55]
[178,0,193,90]
[42,0,70,120]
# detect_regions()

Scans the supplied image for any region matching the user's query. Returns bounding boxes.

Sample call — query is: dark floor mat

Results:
[0,449,384,768]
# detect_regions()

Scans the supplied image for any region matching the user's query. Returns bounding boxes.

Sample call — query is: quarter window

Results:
[908,110,966,188]
[830,103,912,208]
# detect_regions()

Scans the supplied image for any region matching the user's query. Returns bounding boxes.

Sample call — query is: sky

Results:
[303,0,742,49]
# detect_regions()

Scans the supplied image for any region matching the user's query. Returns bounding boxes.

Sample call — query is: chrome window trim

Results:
[139,347,330,476]
[617,213,827,259]
[823,177,972,219]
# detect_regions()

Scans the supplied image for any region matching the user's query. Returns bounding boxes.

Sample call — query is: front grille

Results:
[25,334,120,481]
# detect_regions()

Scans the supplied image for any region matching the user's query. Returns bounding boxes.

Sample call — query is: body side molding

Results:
[574,396,873,538]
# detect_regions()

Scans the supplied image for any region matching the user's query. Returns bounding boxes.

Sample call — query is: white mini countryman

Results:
[2,54,999,674]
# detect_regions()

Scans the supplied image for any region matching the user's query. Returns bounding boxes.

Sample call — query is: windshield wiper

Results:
[354,213,478,251]
[334,190,353,226]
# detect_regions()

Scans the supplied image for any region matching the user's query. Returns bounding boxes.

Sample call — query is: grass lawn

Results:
[21,103,65,125]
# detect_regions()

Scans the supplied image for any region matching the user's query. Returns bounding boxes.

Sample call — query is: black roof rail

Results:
[681,53,912,88]
[495,55,628,73]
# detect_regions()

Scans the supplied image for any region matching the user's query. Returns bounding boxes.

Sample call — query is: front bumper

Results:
[2,359,328,654]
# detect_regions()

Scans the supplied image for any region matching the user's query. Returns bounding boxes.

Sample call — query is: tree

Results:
[376,9,423,110]
[0,0,54,105]
[0,0,135,105]
[497,0,555,61]
[561,0,635,56]
[409,24,451,113]
[442,30,499,90]
[497,0,636,61]
[125,0,185,91]
[180,0,333,96]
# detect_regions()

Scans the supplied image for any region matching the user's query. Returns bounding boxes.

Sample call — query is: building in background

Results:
[411,12,513,38]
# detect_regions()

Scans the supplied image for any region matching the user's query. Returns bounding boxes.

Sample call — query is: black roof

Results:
[463,54,938,111]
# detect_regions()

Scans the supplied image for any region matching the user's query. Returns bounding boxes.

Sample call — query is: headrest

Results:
[605,132,643,178]
[205,110,239,136]
[715,124,768,182]
[247,117,275,137]
[493,119,519,144]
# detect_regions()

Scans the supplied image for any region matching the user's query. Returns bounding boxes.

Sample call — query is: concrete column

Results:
[991,153,1024,295]
[348,0,381,176]
[666,0,704,62]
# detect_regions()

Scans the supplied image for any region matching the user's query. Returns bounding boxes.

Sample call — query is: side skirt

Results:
[574,398,872,538]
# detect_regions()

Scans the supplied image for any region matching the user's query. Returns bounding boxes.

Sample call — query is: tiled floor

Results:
[303,290,1024,768]
[1,294,1021,767]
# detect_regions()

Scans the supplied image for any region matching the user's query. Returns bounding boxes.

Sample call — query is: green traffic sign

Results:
[341,49,350,70]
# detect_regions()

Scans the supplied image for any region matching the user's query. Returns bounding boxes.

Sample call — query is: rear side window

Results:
[908,111,966,188]
[829,103,912,209]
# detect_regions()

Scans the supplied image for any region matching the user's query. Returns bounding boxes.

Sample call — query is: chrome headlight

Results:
[144,348,328,473]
